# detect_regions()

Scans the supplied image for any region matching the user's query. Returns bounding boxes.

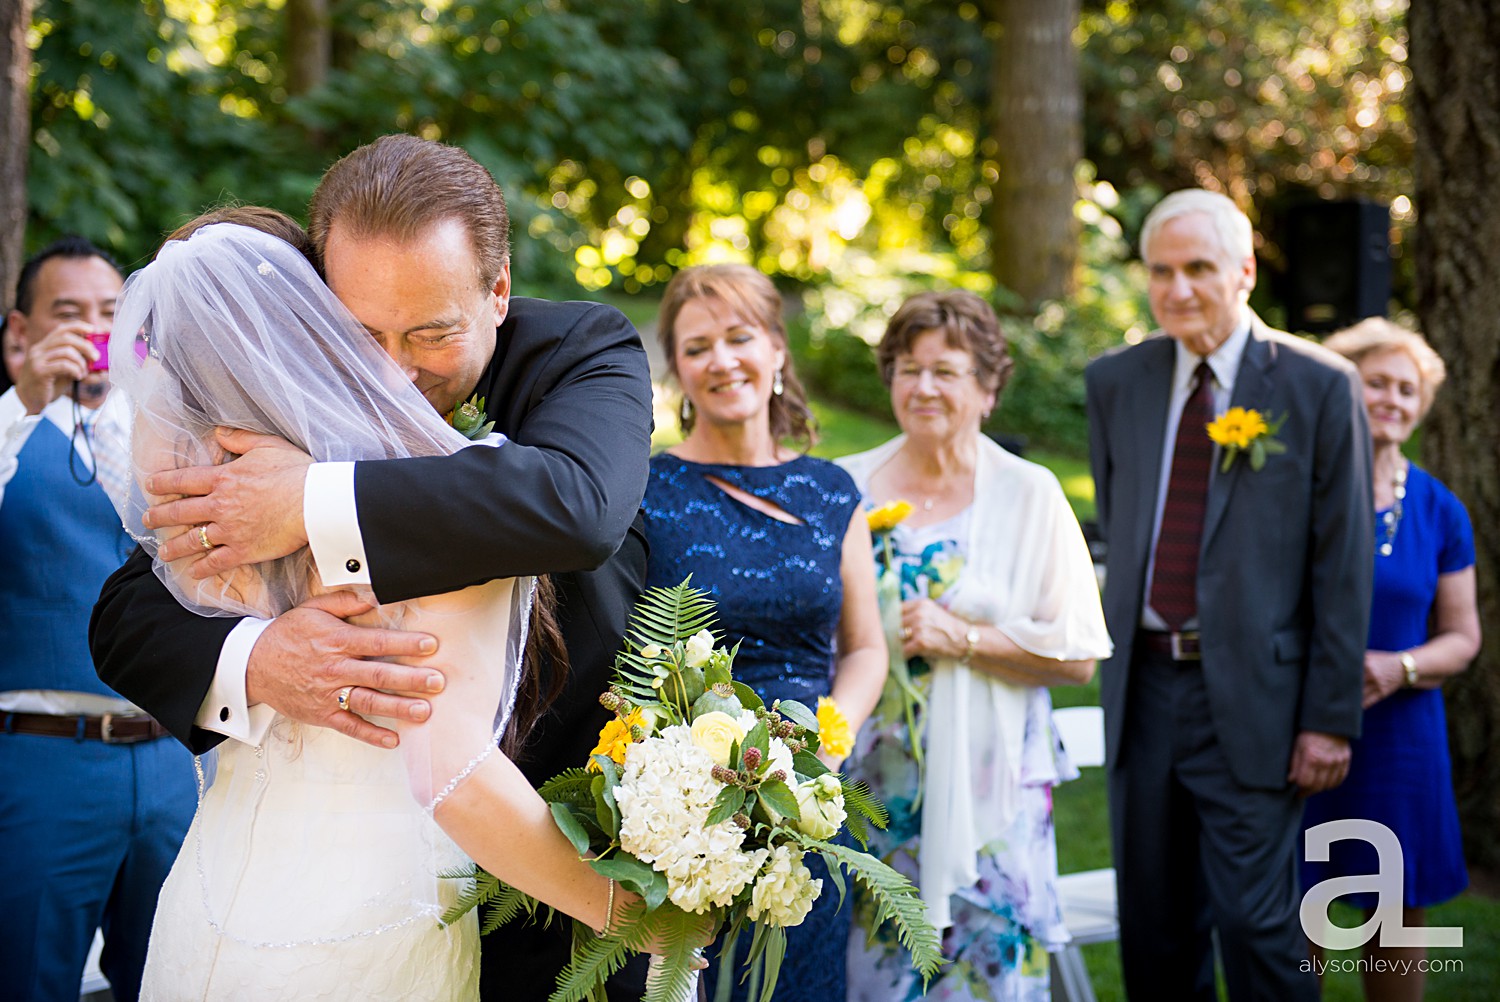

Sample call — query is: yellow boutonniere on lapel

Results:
[1206,407,1287,472]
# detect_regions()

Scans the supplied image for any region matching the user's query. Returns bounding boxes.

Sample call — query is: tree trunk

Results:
[1408,0,1500,881]
[285,0,331,96]
[985,0,1081,308]
[0,0,31,311]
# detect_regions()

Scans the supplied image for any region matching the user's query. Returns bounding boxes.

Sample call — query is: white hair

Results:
[1140,189,1254,263]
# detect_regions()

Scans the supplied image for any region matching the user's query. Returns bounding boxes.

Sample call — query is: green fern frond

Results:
[841,779,890,829]
[479,884,544,935]
[640,907,708,1002]
[619,580,720,657]
[791,834,944,982]
[549,903,657,1002]
[539,768,598,806]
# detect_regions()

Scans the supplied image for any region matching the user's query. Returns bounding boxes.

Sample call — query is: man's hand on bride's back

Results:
[245,591,445,749]
[144,428,311,575]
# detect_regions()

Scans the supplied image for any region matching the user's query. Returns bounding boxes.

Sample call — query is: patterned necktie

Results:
[86,409,132,510]
[1148,361,1214,631]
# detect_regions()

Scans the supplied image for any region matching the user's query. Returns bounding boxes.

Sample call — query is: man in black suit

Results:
[91,135,650,999]
[1085,188,1372,1000]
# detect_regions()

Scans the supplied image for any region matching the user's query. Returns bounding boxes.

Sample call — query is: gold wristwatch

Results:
[962,625,981,665]
[1399,651,1419,688]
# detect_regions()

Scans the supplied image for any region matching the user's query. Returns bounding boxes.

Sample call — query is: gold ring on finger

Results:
[336,686,354,713]
[196,524,213,552]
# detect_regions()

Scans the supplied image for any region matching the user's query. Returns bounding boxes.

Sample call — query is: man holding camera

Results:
[0,237,195,1002]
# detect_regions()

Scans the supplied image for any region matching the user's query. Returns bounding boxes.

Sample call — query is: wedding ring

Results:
[900,627,912,641]
[195,525,213,552]
[336,686,354,713]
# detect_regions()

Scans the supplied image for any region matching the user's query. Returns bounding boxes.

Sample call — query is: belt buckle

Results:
[100,713,120,743]
[1171,632,1202,662]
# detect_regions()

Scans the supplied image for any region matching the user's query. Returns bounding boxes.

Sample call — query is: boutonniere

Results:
[1206,406,1287,472]
[447,394,495,440]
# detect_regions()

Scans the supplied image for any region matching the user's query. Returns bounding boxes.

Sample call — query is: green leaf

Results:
[1250,440,1267,471]
[793,749,830,779]
[774,698,818,732]
[731,681,764,711]
[551,803,593,856]
[756,778,800,822]
[756,925,787,1002]
[1261,438,1288,455]
[705,658,732,688]
[589,855,660,900]
[707,785,748,826]
[643,868,670,911]
[743,720,771,762]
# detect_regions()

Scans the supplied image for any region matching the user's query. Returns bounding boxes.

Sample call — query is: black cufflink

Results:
[219,707,231,722]
[346,559,361,573]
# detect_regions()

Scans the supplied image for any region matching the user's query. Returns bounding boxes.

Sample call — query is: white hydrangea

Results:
[747,844,820,927]
[615,724,767,913]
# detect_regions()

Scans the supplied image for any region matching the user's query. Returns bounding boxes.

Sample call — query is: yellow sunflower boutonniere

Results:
[447,393,496,440]
[1206,407,1287,473]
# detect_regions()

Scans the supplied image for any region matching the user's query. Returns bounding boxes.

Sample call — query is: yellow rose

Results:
[816,696,853,759]
[690,710,746,768]
[866,499,915,534]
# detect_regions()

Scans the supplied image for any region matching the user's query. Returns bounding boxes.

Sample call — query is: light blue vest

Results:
[0,419,134,694]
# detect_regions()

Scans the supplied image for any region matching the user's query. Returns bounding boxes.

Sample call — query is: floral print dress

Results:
[846,509,1075,1002]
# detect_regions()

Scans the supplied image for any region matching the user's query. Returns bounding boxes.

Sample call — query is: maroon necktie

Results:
[1148,362,1214,631]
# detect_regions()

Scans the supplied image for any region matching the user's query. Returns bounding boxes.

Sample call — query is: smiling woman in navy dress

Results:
[1302,319,1481,1002]
[641,264,887,1002]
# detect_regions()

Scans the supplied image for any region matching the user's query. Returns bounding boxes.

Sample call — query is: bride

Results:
[110,217,689,998]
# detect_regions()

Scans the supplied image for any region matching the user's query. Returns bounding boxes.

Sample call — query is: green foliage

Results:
[838,779,890,851]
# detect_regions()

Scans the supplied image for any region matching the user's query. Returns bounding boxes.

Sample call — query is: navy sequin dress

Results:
[642,452,861,1002]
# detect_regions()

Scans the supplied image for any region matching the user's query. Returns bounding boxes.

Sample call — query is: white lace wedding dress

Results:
[141,579,518,1001]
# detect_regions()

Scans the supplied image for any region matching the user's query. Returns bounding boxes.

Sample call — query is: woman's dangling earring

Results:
[772,368,784,397]
[679,395,694,425]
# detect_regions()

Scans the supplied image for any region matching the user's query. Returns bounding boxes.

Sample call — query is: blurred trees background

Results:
[4,0,1494,873]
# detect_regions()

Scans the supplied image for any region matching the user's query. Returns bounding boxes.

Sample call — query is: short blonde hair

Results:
[1322,318,1447,420]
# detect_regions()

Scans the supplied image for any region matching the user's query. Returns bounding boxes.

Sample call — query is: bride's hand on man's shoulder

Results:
[143,427,312,574]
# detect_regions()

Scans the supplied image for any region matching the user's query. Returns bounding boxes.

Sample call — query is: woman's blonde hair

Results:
[1322,318,1446,420]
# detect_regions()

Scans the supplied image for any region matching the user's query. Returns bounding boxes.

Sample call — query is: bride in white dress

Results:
[108,220,664,999]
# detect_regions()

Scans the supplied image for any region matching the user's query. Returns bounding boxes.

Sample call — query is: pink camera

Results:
[87,331,110,373]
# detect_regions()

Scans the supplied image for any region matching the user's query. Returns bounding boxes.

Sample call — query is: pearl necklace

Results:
[1377,460,1408,557]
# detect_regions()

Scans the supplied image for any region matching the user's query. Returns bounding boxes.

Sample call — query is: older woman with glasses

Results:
[1301,319,1480,1002]
[837,289,1111,1002]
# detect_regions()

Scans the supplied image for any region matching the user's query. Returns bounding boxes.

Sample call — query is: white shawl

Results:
[839,434,1113,930]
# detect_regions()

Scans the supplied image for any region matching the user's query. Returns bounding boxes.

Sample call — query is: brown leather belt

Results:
[1139,630,1202,662]
[2,711,170,744]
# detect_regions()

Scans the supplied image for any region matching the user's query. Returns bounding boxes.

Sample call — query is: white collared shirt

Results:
[1140,310,1252,630]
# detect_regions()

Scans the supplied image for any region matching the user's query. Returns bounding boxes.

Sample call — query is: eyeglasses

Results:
[889,362,978,386]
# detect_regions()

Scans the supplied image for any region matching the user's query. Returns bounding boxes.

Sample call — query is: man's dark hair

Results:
[12,236,121,316]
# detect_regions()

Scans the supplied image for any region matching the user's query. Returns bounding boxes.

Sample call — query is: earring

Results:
[772,368,784,397]
[679,396,694,425]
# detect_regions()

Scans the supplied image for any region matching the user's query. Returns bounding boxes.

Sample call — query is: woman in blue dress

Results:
[1302,319,1481,1002]
[642,264,887,1002]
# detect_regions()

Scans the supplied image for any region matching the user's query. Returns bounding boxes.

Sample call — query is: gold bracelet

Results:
[598,877,616,937]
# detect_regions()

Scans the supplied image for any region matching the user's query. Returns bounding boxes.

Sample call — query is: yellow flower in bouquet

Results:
[866,499,914,534]
[588,706,648,771]
[816,697,852,759]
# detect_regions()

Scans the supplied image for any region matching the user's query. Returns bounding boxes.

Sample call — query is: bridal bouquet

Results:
[446,580,942,1002]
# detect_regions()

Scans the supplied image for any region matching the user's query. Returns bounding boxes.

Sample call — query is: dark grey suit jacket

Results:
[1085,318,1373,789]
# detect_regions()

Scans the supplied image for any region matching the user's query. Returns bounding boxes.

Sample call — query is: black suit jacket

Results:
[90,295,652,776]
[1085,319,1373,789]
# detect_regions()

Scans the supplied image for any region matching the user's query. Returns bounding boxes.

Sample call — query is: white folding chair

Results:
[1050,705,1117,1002]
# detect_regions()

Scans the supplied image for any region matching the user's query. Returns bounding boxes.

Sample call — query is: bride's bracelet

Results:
[598,877,616,937]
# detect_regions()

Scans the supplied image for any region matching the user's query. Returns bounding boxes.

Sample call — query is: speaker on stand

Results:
[1280,199,1392,334]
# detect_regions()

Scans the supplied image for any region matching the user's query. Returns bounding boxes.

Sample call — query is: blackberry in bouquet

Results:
[446,581,942,1001]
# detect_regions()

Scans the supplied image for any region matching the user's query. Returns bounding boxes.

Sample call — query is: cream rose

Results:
[792,776,846,839]
[684,629,716,668]
[690,711,746,768]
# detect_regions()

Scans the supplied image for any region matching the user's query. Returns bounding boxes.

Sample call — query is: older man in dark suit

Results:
[1085,188,1372,1001]
[91,135,650,1000]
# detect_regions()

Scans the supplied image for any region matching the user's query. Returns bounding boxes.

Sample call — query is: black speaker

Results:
[1281,199,1391,333]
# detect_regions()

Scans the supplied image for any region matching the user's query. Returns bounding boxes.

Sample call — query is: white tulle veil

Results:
[108,223,525,952]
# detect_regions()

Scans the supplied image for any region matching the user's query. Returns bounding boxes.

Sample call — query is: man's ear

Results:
[490,263,512,328]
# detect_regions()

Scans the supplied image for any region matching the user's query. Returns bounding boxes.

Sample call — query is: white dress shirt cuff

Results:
[196,618,277,745]
[305,461,372,587]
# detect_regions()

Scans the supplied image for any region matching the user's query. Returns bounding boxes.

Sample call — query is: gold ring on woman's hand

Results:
[195,525,213,552]
[900,627,912,640]
[336,686,354,713]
